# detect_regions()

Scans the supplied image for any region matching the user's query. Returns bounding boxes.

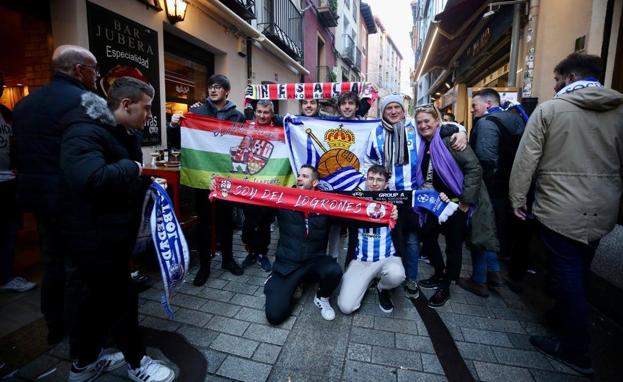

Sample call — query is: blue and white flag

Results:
[135,182,190,319]
[412,189,459,223]
[284,115,380,191]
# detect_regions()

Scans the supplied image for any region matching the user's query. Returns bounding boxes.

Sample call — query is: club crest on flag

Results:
[230,136,274,175]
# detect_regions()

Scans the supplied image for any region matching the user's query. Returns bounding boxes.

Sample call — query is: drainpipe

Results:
[508,2,522,87]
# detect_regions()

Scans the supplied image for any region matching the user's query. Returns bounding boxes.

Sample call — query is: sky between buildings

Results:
[365,0,415,95]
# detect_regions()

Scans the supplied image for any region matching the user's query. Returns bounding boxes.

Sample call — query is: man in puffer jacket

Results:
[61,77,175,382]
[510,53,623,376]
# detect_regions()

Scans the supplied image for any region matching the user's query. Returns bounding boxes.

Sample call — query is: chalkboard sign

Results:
[87,1,161,146]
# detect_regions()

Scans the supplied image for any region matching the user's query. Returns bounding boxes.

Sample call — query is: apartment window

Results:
[345,0,350,10]
[352,0,357,20]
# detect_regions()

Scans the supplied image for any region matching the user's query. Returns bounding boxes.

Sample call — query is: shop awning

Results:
[415,0,490,79]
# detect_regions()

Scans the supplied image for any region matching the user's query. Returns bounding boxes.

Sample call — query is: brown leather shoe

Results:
[487,271,503,288]
[458,277,490,297]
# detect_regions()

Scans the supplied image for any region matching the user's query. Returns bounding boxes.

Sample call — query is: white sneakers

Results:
[128,355,175,382]
[68,351,125,382]
[0,277,36,292]
[313,295,336,321]
[69,352,174,382]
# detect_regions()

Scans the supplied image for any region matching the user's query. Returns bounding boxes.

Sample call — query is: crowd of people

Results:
[1,42,621,380]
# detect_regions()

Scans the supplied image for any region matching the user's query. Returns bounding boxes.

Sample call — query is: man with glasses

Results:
[13,45,99,345]
[170,74,245,286]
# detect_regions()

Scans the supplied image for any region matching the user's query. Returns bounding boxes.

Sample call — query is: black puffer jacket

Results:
[13,73,89,215]
[272,209,333,276]
[470,110,525,198]
[59,92,151,258]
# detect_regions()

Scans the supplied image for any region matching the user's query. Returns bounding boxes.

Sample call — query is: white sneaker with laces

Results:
[313,295,336,321]
[68,350,125,382]
[0,277,37,292]
[128,355,175,382]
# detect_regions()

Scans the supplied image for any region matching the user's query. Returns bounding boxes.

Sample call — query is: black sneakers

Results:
[377,288,394,313]
[530,336,594,376]
[193,267,210,286]
[418,275,444,290]
[222,258,244,275]
[427,287,450,308]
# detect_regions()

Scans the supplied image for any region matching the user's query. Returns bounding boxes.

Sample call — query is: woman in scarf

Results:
[414,106,498,308]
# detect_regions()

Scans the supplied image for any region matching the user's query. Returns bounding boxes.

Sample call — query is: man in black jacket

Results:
[12,45,98,344]
[463,88,526,294]
[61,77,174,382]
[171,74,245,286]
[264,165,343,325]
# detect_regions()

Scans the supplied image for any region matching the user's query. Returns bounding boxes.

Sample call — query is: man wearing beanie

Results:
[364,94,467,298]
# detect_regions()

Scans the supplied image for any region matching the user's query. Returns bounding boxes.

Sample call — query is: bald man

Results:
[13,44,98,344]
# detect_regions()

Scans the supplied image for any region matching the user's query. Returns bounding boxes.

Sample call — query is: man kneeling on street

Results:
[338,165,404,314]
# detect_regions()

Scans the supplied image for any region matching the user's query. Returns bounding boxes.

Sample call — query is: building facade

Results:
[302,0,338,83]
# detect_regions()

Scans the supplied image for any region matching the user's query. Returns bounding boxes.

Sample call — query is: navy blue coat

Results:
[13,73,89,215]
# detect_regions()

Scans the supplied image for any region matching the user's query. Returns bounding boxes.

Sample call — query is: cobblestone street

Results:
[2,228,620,381]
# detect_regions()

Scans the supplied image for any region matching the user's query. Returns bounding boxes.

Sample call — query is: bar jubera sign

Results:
[87,1,161,146]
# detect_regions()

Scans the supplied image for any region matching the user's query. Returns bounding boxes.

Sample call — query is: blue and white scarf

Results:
[134,182,189,318]
[555,79,603,98]
[412,189,459,223]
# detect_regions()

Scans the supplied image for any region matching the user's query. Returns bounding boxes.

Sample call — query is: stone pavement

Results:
[3,227,619,381]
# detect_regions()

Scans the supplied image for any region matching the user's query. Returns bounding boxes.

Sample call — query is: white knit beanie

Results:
[380,94,404,114]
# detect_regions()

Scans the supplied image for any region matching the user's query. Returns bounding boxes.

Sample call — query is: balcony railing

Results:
[354,47,362,72]
[219,0,256,20]
[314,0,338,27]
[342,34,356,66]
[256,0,303,60]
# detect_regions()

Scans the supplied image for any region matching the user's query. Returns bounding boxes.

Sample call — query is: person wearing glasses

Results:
[170,74,246,286]
[364,95,468,299]
[414,106,498,308]
[12,45,99,345]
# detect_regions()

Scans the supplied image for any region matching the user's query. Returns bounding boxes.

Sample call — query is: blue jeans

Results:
[403,231,420,281]
[539,223,598,355]
[471,250,500,284]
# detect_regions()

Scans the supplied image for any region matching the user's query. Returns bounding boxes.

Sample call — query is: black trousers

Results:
[241,205,273,256]
[195,189,234,269]
[68,246,145,368]
[419,210,467,287]
[264,256,342,325]
[36,213,68,337]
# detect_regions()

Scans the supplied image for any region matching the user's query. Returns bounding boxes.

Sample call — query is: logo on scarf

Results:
[230,135,274,175]
[219,178,232,198]
[366,202,386,220]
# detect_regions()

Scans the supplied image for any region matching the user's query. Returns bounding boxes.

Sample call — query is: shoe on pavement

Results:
[530,336,594,376]
[193,267,210,287]
[313,294,336,321]
[487,271,502,288]
[405,279,420,299]
[69,350,125,382]
[128,355,175,382]
[258,255,272,272]
[293,285,304,300]
[503,275,524,294]
[419,255,431,264]
[377,287,394,313]
[427,287,450,308]
[418,275,444,290]
[457,277,490,297]
[242,253,257,269]
[0,277,37,292]
[221,258,244,275]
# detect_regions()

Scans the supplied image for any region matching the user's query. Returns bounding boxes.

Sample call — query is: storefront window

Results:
[164,51,209,116]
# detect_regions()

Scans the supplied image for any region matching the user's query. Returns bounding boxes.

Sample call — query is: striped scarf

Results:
[381,119,408,174]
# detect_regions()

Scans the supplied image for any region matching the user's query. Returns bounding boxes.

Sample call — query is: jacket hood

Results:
[558,87,623,111]
[63,92,116,127]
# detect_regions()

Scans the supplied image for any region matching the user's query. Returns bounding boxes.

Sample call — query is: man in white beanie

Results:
[364,94,467,298]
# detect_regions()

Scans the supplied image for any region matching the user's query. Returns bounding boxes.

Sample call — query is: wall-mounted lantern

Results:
[165,0,188,24]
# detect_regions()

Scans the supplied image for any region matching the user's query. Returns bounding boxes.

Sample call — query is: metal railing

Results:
[354,47,362,71]
[256,0,303,60]
[342,34,356,66]
[220,0,256,20]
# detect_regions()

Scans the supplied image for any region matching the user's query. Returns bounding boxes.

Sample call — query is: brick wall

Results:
[22,13,53,90]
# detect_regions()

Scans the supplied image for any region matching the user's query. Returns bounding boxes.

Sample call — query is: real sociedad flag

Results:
[134,182,190,319]
[284,115,380,191]
[412,189,459,223]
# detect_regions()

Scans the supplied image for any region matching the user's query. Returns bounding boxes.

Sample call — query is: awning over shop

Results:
[415,0,489,79]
